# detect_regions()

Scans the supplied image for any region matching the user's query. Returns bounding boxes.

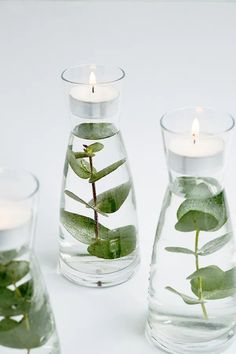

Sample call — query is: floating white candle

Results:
[168,118,224,174]
[0,202,32,250]
[70,71,119,119]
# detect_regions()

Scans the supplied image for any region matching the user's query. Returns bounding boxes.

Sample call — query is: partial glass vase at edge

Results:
[59,65,140,287]
[146,108,236,353]
[0,169,60,354]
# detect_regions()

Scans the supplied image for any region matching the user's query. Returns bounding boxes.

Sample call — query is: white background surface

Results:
[1,1,236,353]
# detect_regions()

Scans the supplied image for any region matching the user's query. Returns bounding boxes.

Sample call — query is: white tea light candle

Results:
[0,202,31,250]
[70,71,119,119]
[168,118,224,174]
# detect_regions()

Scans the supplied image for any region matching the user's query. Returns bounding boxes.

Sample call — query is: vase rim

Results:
[160,106,235,135]
[61,64,126,85]
[0,168,39,201]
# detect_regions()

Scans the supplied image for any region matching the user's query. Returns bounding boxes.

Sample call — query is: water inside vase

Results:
[59,123,139,286]
[147,177,236,353]
[0,248,60,354]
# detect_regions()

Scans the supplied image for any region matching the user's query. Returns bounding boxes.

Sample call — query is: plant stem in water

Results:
[194,229,208,320]
[88,156,99,240]
[27,349,30,354]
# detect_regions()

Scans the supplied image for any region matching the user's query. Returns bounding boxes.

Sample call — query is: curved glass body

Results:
[59,65,140,287]
[146,108,236,353]
[0,169,60,354]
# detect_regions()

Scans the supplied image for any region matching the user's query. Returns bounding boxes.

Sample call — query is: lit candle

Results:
[0,202,31,250]
[70,71,119,119]
[168,118,224,174]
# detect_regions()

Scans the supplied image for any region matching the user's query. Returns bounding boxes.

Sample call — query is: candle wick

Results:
[92,85,95,94]
[193,133,196,144]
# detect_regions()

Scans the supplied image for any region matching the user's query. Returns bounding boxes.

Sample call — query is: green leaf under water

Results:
[64,190,107,217]
[174,177,219,199]
[67,148,92,179]
[189,265,236,300]
[0,250,19,265]
[166,286,204,305]
[60,210,109,244]
[0,297,53,349]
[73,123,118,140]
[0,261,29,287]
[198,233,232,256]
[85,142,104,153]
[88,182,131,213]
[0,287,31,317]
[87,225,136,259]
[165,247,195,255]
[89,159,126,183]
[74,151,95,158]
[175,192,227,232]
[175,211,218,232]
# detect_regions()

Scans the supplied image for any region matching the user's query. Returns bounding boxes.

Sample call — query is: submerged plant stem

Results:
[27,349,30,354]
[195,229,208,320]
[89,156,99,240]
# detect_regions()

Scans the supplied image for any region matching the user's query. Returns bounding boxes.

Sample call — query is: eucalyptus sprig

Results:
[0,258,52,353]
[165,178,236,319]
[62,123,136,259]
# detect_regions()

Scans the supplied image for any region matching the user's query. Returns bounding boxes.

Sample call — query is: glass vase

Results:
[0,169,60,354]
[59,64,140,287]
[146,108,236,353]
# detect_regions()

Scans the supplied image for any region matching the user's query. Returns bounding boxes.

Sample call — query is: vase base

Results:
[58,254,140,288]
[145,320,236,354]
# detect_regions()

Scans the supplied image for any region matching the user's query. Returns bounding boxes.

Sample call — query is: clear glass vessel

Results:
[59,64,140,287]
[146,108,236,353]
[0,169,60,354]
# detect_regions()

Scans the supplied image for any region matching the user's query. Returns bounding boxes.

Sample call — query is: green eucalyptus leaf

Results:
[86,142,104,153]
[67,148,96,179]
[189,265,236,300]
[18,280,33,300]
[0,287,30,317]
[74,151,95,158]
[198,233,232,256]
[0,298,53,349]
[174,177,219,199]
[89,159,126,183]
[61,210,109,244]
[108,225,136,257]
[189,183,213,199]
[0,250,18,265]
[73,123,118,140]
[0,318,19,332]
[175,211,218,232]
[165,247,195,255]
[0,261,29,287]
[87,225,136,259]
[176,192,227,232]
[88,182,131,213]
[174,177,199,198]
[199,288,236,300]
[64,190,107,217]
[188,265,225,283]
[87,239,115,259]
[166,286,204,305]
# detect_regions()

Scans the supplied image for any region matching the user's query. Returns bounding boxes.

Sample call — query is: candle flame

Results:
[89,71,96,86]
[192,118,199,144]
[196,106,204,113]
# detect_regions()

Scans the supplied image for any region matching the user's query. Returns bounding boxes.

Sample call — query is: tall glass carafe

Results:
[146,108,236,353]
[0,169,60,354]
[59,65,140,287]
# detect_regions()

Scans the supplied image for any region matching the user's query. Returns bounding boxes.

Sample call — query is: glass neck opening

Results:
[160,107,235,197]
[62,64,125,132]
